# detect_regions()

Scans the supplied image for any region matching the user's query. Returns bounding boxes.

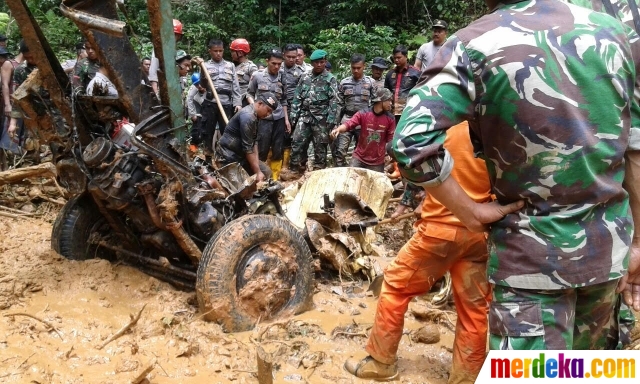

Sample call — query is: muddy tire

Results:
[196,214,314,332]
[51,194,114,261]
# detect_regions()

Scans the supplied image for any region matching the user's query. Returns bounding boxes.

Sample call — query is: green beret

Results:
[309,49,327,61]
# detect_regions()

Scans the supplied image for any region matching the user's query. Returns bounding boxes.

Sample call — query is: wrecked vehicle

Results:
[6,0,313,332]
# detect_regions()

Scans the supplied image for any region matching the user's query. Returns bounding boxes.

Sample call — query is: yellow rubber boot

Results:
[270,159,282,181]
[282,148,291,170]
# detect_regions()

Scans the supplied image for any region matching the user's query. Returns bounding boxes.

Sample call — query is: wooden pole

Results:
[192,57,229,124]
[256,345,273,384]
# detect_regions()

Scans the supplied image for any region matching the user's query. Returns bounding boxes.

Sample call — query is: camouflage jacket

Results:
[204,59,242,107]
[247,69,288,121]
[334,75,376,122]
[10,62,37,118]
[235,60,258,99]
[72,57,100,92]
[281,63,305,105]
[392,0,640,290]
[372,77,385,92]
[289,69,338,125]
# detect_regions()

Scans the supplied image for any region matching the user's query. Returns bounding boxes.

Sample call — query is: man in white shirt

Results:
[414,19,448,72]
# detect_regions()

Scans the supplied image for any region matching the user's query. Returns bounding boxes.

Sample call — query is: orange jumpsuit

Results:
[366,122,492,384]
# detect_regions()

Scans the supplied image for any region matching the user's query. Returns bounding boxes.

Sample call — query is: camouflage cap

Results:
[372,88,392,103]
[257,91,279,110]
[309,49,327,61]
[175,49,191,62]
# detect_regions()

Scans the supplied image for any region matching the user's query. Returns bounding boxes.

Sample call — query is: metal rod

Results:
[98,241,197,281]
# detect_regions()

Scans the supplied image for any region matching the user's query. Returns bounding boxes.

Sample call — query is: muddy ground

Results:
[0,202,458,384]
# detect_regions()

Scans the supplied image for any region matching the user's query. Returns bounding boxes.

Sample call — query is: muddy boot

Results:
[282,148,291,170]
[269,159,282,181]
[279,167,303,181]
[344,356,398,381]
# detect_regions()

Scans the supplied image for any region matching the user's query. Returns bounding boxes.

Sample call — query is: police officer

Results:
[230,38,258,106]
[246,49,289,180]
[203,39,242,137]
[331,53,376,167]
[280,49,338,180]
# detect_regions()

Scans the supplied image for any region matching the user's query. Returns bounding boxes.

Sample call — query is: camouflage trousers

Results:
[489,280,626,350]
[330,115,359,167]
[289,119,329,170]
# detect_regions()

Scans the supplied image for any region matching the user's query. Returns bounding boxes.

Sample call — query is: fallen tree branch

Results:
[0,162,57,186]
[98,304,147,350]
[0,211,31,219]
[0,205,37,216]
[4,312,64,341]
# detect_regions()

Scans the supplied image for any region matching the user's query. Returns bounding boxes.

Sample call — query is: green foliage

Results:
[313,23,397,79]
[1,0,487,75]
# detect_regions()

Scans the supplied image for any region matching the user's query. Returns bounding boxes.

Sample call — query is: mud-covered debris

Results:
[411,324,440,344]
[410,303,456,331]
[301,351,325,369]
[331,322,368,339]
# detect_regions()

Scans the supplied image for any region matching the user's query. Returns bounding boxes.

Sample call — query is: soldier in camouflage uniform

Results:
[566,0,640,351]
[330,53,376,167]
[6,46,36,140]
[72,40,100,94]
[230,38,258,107]
[203,39,242,146]
[279,49,337,180]
[280,44,306,169]
[386,0,640,358]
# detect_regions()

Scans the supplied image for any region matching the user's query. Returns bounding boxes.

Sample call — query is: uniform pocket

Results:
[489,300,545,350]
[383,249,424,289]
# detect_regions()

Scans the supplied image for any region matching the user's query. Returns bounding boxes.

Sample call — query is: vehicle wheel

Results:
[51,194,115,260]
[196,214,314,332]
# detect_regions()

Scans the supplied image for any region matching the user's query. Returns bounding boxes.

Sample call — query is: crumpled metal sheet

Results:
[333,191,379,229]
[306,217,381,280]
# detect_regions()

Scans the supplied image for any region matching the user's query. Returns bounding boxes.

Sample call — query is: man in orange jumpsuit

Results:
[344,121,492,383]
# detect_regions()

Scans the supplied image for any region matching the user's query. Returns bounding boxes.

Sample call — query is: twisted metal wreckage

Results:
[5,0,416,332]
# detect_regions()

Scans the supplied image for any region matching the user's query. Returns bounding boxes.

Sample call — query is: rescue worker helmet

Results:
[191,72,200,86]
[230,38,250,54]
[173,19,183,35]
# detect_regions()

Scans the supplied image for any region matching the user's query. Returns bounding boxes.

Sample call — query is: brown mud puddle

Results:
[0,215,455,383]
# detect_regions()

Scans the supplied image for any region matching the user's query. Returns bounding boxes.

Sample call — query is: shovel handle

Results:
[377,212,415,225]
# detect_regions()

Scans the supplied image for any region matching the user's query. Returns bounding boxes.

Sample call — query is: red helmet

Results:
[230,38,250,54]
[173,19,183,35]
